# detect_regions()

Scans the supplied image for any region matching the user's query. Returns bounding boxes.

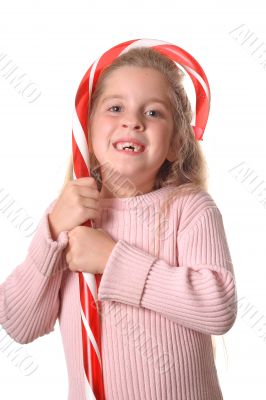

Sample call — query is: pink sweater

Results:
[0,184,237,400]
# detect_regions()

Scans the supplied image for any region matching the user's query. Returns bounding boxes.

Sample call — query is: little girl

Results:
[0,46,237,400]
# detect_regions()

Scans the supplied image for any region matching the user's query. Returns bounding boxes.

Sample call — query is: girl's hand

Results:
[48,177,101,241]
[65,226,117,274]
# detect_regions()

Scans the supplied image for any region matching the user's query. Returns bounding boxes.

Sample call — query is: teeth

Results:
[115,142,143,152]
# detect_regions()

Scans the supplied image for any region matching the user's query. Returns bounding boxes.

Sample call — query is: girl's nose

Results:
[121,112,144,130]
[121,110,143,130]
[122,121,143,130]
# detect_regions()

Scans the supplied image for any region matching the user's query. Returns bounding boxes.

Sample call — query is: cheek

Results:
[91,115,112,138]
[91,137,102,154]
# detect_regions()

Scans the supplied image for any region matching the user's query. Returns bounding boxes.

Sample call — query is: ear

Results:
[166,129,177,162]
[166,146,176,162]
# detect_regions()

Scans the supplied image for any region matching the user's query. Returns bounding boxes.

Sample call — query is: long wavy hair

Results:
[60,46,228,364]
[62,47,209,220]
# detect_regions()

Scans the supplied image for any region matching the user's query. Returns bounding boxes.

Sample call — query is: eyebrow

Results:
[101,95,169,107]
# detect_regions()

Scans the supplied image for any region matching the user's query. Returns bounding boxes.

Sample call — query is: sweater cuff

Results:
[98,240,157,307]
[28,209,69,277]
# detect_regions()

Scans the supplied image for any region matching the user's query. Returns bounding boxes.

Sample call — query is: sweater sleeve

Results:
[97,206,238,336]
[0,199,69,344]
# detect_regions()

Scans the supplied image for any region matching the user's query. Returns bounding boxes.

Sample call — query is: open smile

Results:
[112,143,145,156]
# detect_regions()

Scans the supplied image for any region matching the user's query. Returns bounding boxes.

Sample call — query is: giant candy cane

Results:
[71,38,211,399]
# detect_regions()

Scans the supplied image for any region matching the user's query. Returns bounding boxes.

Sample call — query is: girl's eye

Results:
[146,110,161,118]
[108,105,121,112]
[108,105,161,117]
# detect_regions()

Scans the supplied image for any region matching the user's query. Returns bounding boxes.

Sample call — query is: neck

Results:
[99,179,156,199]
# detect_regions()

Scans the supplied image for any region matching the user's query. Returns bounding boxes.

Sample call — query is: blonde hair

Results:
[61,46,227,364]
[61,47,209,214]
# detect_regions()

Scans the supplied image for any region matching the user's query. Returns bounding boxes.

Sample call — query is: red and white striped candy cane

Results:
[71,38,211,399]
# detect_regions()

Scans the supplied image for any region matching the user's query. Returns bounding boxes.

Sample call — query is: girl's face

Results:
[89,66,176,197]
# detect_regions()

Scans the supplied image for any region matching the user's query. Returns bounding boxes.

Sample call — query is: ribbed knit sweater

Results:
[0,184,237,400]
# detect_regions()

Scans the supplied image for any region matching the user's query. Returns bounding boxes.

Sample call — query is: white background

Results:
[0,0,266,398]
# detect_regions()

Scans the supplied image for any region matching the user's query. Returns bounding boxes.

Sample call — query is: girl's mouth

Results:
[112,143,145,156]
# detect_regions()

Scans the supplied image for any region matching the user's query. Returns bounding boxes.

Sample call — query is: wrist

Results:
[48,213,61,241]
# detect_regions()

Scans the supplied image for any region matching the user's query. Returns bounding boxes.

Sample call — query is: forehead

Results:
[98,66,171,102]
[104,66,167,85]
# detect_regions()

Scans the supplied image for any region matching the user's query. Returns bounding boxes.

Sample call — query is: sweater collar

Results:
[98,185,176,210]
